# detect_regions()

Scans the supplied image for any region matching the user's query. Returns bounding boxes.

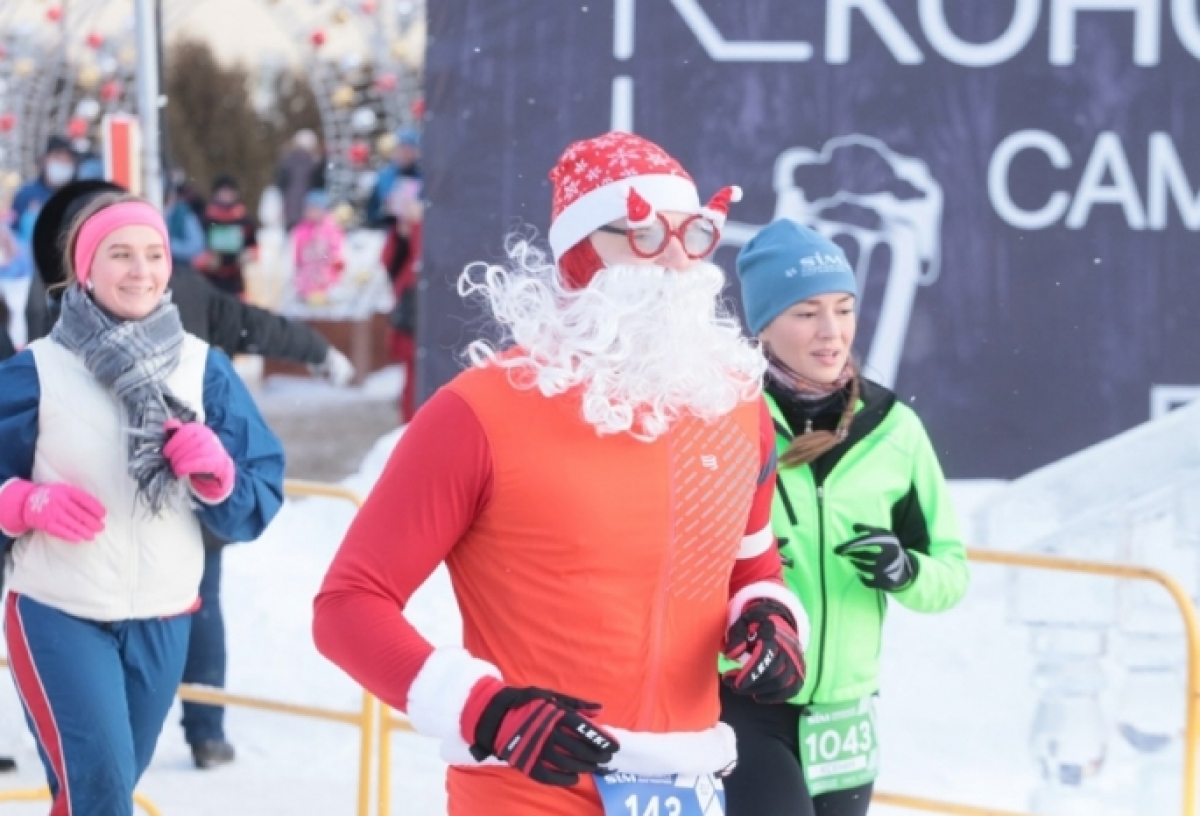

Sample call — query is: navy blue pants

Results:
[181,545,226,744]
[4,593,191,816]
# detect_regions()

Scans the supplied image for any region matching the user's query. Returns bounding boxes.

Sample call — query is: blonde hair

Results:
[56,191,145,292]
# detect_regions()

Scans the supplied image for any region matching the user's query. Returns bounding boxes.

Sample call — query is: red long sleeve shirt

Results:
[313,388,784,713]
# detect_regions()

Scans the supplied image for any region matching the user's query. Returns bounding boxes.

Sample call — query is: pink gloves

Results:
[163,419,236,503]
[0,479,107,543]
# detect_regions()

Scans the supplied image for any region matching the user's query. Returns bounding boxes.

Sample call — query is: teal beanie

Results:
[736,219,858,335]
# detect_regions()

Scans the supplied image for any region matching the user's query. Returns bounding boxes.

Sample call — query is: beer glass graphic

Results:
[723,135,943,388]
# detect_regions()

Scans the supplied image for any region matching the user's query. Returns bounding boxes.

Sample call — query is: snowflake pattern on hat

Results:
[550,132,693,218]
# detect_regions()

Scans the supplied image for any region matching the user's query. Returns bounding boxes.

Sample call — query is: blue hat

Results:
[736,219,858,335]
[304,188,331,210]
[396,126,421,148]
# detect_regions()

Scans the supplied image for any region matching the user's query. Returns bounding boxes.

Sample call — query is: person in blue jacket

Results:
[0,192,284,815]
[366,126,421,224]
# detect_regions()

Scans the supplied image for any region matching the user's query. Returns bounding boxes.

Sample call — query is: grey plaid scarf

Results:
[52,285,197,515]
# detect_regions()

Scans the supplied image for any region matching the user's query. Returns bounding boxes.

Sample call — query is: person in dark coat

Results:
[275,130,324,231]
[28,180,355,770]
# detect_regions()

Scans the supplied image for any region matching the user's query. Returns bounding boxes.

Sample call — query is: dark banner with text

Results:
[419,0,1200,478]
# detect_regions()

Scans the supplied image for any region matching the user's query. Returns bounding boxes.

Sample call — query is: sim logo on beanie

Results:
[787,251,852,278]
[736,219,858,335]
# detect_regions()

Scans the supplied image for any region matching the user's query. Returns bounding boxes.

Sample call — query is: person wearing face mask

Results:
[718,220,969,816]
[0,193,284,814]
[314,132,809,815]
[10,136,77,243]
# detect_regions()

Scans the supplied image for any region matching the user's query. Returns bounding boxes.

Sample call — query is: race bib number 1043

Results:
[798,697,880,796]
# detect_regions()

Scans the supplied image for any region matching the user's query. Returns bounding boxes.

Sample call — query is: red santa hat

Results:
[547,132,740,262]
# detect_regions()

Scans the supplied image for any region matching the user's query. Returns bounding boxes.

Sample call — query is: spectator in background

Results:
[275,129,325,231]
[75,151,105,182]
[10,136,77,242]
[166,182,207,268]
[0,217,34,349]
[292,189,345,304]
[382,178,422,422]
[195,176,257,297]
[175,175,208,223]
[367,126,421,224]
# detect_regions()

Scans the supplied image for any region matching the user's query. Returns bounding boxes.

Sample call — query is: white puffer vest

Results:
[7,335,209,621]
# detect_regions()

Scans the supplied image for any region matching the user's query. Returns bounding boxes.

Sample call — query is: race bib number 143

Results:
[596,773,725,816]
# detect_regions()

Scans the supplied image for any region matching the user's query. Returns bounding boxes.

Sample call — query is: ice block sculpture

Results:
[975,398,1200,814]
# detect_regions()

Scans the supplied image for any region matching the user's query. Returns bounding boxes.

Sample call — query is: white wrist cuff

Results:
[405,646,502,742]
[439,722,739,777]
[728,581,810,648]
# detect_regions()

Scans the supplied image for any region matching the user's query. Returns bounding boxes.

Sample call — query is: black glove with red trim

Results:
[469,686,619,787]
[722,598,806,704]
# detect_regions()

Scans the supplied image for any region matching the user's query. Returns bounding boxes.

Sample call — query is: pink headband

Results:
[73,201,172,287]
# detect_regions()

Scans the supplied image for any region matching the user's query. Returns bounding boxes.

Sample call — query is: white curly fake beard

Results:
[461,252,767,441]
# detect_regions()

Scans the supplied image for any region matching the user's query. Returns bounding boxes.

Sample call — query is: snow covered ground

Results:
[0,397,1189,814]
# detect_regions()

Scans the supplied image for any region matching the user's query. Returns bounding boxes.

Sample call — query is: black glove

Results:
[721,598,806,704]
[469,686,619,787]
[834,524,918,591]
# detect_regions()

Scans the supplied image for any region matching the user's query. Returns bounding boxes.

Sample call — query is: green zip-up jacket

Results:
[769,379,969,706]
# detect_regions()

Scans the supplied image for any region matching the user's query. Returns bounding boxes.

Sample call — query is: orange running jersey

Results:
[443,364,761,815]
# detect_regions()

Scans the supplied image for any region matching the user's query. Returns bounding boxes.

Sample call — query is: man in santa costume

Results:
[313,132,808,815]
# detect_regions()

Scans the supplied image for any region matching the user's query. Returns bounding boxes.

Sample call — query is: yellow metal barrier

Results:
[273,478,375,816]
[875,547,1200,816]
[376,705,418,816]
[172,683,376,816]
[0,787,163,815]
[4,495,1194,816]
[873,791,1030,816]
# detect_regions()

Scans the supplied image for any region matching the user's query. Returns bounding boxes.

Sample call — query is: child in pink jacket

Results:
[292,189,345,302]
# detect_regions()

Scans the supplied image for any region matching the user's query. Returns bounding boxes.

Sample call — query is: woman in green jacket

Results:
[720,219,969,816]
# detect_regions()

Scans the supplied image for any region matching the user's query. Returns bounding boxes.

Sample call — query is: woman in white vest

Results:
[0,193,285,815]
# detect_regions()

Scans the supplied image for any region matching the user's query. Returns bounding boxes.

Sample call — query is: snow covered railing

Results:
[875,548,1200,816]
